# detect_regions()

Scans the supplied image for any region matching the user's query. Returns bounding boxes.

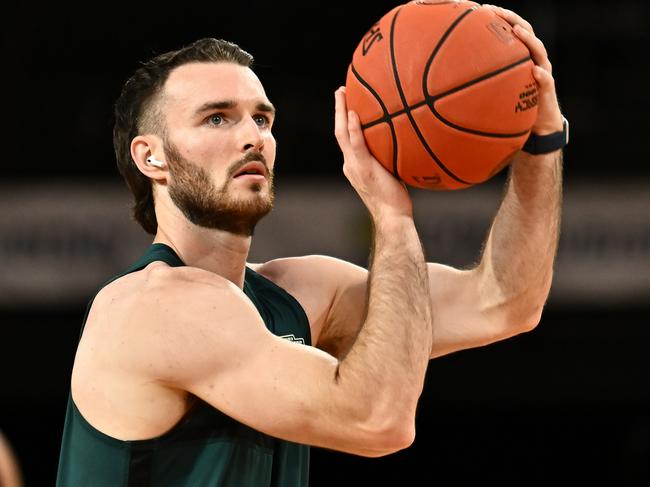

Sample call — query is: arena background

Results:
[1,1,649,485]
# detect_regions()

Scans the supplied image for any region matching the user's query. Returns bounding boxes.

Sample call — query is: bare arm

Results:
[424,149,561,357]
[331,89,433,436]
[309,144,561,359]
[426,6,564,356]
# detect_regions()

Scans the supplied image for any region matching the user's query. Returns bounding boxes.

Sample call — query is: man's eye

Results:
[254,115,270,127]
[208,114,224,125]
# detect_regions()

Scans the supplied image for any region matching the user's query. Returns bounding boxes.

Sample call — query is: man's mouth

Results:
[233,161,268,179]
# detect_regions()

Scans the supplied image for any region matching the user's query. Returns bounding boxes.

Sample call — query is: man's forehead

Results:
[163,62,269,111]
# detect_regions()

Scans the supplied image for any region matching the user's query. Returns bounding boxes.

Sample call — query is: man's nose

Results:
[238,117,264,153]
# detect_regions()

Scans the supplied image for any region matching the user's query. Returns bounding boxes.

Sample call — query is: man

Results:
[57,5,565,486]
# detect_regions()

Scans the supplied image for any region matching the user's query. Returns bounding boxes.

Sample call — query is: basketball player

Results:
[57,6,566,486]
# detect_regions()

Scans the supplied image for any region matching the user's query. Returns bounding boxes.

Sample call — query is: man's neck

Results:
[153,224,252,289]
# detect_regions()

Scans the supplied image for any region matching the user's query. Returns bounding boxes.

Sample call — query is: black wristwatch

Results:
[522,116,569,155]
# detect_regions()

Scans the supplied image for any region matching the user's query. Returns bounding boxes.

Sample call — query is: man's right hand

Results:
[334,87,413,222]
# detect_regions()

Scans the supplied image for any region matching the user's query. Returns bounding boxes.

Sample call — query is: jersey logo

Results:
[280,334,305,345]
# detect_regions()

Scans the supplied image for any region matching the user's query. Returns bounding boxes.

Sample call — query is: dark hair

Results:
[113,38,254,235]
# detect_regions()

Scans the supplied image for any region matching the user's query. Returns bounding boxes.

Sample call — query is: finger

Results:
[532,65,555,93]
[513,24,552,73]
[334,87,351,149]
[347,110,370,158]
[531,66,563,133]
[483,5,534,35]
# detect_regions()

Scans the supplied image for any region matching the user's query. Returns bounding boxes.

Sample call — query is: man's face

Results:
[160,62,277,236]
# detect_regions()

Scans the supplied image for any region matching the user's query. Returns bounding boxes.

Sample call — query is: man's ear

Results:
[131,135,167,180]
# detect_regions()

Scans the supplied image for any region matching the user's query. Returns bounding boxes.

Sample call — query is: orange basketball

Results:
[345,0,539,190]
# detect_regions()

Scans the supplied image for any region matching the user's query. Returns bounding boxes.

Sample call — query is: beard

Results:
[163,138,274,237]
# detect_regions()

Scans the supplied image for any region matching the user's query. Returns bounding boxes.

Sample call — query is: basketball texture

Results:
[345,0,539,190]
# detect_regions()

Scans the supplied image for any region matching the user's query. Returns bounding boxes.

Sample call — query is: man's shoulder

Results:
[85,262,263,367]
[95,262,244,317]
[143,261,233,292]
[251,255,365,287]
[250,255,367,327]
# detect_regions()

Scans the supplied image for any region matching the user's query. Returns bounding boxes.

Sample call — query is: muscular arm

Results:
[431,5,565,355]
[481,150,562,322]
[425,148,562,357]
[338,216,432,426]
[135,219,431,457]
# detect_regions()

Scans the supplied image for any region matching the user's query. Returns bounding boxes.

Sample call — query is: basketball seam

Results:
[390,5,473,185]
[422,7,477,101]
[433,55,532,102]
[350,63,401,179]
[361,100,428,130]
[427,56,533,138]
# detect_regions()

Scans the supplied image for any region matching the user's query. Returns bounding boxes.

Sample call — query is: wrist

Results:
[531,113,564,135]
[372,213,415,234]
[522,115,569,155]
[368,200,414,226]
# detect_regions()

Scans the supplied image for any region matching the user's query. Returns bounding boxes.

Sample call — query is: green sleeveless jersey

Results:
[56,243,311,486]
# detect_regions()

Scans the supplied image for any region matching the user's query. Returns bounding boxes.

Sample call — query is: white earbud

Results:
[146,156,165,168]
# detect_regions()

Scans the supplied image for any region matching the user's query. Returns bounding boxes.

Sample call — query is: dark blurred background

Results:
[1,1,649,485]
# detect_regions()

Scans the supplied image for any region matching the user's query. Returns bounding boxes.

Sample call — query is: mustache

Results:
[227,152,270,178]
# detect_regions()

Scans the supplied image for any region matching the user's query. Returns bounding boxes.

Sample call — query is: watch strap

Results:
[522,116,569,155]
